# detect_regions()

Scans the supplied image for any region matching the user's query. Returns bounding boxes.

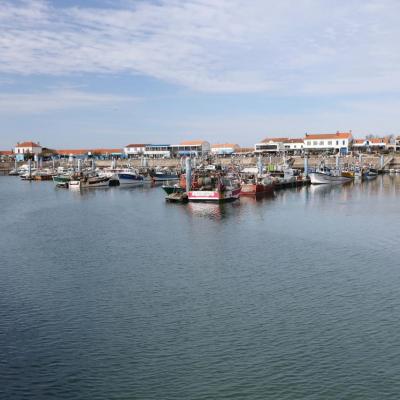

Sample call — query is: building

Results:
[284,139,304,153]
[0,150,13,159]
[353,137,394,153]
[255,138,289,153]
[124,144,146,157]
[234,147,254,156]
[144,144,171,158]
[170,140,211,157]
[14,141,42,157]
[396,137,400,152]
[211,143,240,155]
[304,132,353,154]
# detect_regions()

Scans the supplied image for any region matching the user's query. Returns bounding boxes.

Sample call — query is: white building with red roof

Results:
[304,132,353,154]
[14,141,42,156]
[124,144,147,157]
[211,143,240,155]
[255,138,290,153]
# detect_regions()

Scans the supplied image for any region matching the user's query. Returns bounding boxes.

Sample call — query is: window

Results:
[307,141,311,145]
[313,141,318,145]
[319,141,324,146]
[342,140,345,145]
[336,140,339,145]
[328,141,332,145]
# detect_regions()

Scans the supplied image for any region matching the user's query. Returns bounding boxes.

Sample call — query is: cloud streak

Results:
[0,89,137,114]
[1,0,400,94]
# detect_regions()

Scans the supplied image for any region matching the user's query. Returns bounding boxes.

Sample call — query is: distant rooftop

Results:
[180,140,208,146]
[305,132,352,140]
[15,141,41,148]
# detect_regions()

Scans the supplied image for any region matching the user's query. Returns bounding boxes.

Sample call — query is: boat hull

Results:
[188,188,241,202]
[162,185,184,195]
[53,175,71,184]
[152,174,179,182]
[117,173,144,186]
[309,172,352,185]
[240,183,274,196]
[69,176,111,189]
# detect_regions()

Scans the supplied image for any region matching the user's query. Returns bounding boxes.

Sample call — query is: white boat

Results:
[115,169,145,186]
[151,169,179,182]
[69,175,111,189]
[309,168,352,185]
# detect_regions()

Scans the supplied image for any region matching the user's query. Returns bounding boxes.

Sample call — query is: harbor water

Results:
[1,175,400,399]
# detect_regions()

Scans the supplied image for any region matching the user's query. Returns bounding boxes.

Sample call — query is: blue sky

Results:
[1,0,400,149]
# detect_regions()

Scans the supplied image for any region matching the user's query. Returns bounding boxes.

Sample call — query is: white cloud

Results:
[0,89,137,114]
[1,0,400,94]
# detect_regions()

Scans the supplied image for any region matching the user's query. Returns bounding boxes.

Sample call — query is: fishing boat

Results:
[188,176,240,202]
[8,169,19,176]
[240,177,274,196]
[151,169,179,182]
[69,175,111,189]
[309,167,353,184]
[53,174,72,184]
[162,183,184,195]
[363,168,378,180]
[115,169,145,186]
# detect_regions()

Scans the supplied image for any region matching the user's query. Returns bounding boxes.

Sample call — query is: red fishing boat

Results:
[240,177,274,196]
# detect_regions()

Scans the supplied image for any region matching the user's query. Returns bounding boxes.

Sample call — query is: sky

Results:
[1,0,400,149]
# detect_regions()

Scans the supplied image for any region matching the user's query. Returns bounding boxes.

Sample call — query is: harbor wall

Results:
[2,155,400,173]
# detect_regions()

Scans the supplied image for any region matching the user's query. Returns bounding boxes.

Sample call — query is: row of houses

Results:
[124,141,243,157]
[2,134,400,160]
[3,140,241,160]
[255,132,398,155]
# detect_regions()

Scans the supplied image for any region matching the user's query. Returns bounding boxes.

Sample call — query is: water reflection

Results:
[185,201,240,220]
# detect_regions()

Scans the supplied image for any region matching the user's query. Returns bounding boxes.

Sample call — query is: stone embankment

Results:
[1,155,400,174]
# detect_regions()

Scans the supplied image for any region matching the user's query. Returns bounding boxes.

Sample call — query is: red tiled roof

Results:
[0,150,13,156]
[15,141,41,148]
[369,138,388,144]
[125,144,146,147]
[180,140,207,146]
[57,149,89,155]
[305,132,352,140]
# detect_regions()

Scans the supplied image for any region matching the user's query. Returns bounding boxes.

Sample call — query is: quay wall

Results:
[2,155,400,174]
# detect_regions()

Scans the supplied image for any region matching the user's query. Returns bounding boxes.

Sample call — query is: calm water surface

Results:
[1,176,400,399]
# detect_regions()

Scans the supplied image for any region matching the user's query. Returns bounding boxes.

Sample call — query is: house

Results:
[254,138,289,153]
[303,132,353,154]
[170,140,211,157]
[14,141,42,160]
[144,144,171,158]
[352,137,394,153]
[283,139,304,153]
[211,143,240,155]
[0,150,13,159]
[396,137,400,152]
[124,144,146,157]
